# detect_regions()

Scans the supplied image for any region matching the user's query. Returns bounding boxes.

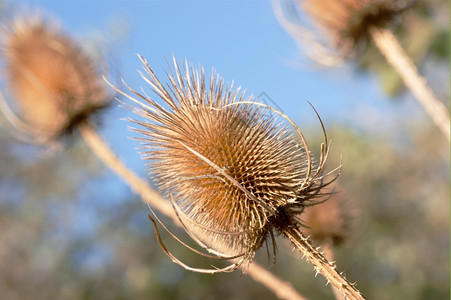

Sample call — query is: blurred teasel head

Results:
[112,55,340,272]
[0,13,111,144]
[302,184,356,247]
[274,0,415,63]
[302,0,414,54]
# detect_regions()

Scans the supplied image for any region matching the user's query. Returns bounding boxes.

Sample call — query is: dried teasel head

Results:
[111,55,340,273]
[273,0,415,64]
[302,0,414,55]
[301,184,356,246]
[0,13,110,144]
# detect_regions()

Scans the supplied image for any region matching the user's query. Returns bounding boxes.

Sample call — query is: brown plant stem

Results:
[370,27,450,142]
[284,226,365,300]
[321,243,345,300]
[79,123,308,300]
[79,123,175,220]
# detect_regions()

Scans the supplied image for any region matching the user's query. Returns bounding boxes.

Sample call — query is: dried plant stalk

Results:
[79,123,176,220]
[370,27,450,141]
[320,243,345,300]
[247,263,308,300]
[285,227,363,300]
[111,55,365,299]
[302,187,357,300]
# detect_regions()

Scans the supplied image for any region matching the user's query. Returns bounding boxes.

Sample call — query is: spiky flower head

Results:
[0,13,110,143]
[302,185,356,246]
[115,56,338,272]
[302,0,414,55]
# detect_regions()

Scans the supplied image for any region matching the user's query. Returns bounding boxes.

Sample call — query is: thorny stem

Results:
[321,243,345,300]
[78,123,308,300]
[284,226,365,300]
[370,27,450,142]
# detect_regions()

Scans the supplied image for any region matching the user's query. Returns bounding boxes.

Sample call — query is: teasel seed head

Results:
[112,55,339,272]
[0,13,110,143]
[301,184,356,246]
[302,0,415,55]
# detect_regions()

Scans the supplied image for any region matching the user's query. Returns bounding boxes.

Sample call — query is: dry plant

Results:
[0,14,110,144]
[110,55,365,300]
[302,185,358,300]
[0,12,309,300]
[273,0,450,142]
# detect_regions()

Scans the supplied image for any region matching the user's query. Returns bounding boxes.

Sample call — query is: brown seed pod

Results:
[301,185,356,246]
[302,0,414,55]
[112,55,339,273]
[0,14,110,143]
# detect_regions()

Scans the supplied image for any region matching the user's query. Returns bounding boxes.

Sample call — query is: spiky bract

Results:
[1,14,109,142]
[118,56,335,269]
[302,0,413,55]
